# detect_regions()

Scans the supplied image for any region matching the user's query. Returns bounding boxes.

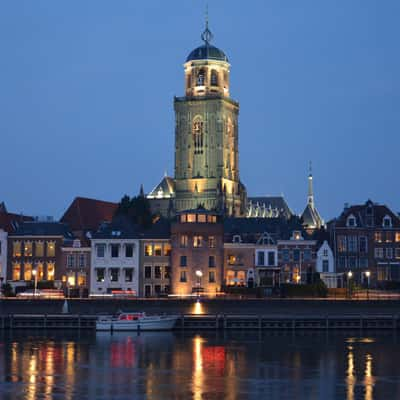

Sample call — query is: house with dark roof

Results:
[329,200,400,285]
[7,221,73,292]
[246,196,293,220]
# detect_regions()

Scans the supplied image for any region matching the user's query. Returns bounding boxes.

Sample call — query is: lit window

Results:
[187,214,196,223]
[180,271,187,282]
[396,233,400,243]
[208,236,216,248]
[375,232,382,243]
[197,214,206,223]
[180,235,188,248]
[47,242,55,257]
[144,244,153,256]
[24,263,32,281]
[180,214,187,223]
[226,270,235,285]
[228,255,236,265]
[154,244,162,256]
[13,242,21,257]
[36,262,44,280]
[68,273,75,286]
[163,243,171,256]
[77,272,86,286]
[24,241,33,257]
[193,236,203,248]
[47,262,55,281]
[35,241,44,257]
[12,263,21,280]
[192,119,204,155]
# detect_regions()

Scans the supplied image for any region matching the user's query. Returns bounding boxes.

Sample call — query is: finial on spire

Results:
[201,3,213,45]
[307,162,314,207]
[308,160,313,177]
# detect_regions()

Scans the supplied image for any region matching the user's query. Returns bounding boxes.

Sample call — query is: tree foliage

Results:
[115,194,153,228]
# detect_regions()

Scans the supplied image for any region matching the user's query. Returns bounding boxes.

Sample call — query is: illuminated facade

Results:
[174,21,246,216]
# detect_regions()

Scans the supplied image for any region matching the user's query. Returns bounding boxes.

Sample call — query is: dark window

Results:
[211,70,218,86]
[164,285,170,294]
[110,268,119,282]
[209,256,216,267]
[154,285,161,295]
[96,268,105,282]
[303,250,311,262]
[96,244,105,258]
[154,266,162,279]
[208,236,216,248]
[144,285,151,297]
[293,250,300,262]
[125,244,133,258]
[164,266,171,279]
[180,271,187,282]
[338,256,346,268]
[111,244,119,258]
[359,237,368,253]
[180,256,187,267]
[196,69,205,86]
[282,249,290,263]
[125,268,133,282]
[257,252,265,266]
[322,260,329,272]
[348,257,357,269]
[144,266,152,279]
[209,271,215,283]
[267,251,275,266]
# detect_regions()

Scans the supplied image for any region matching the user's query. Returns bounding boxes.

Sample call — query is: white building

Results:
[0,229,7,283]
[254,232,280,287]
[316,240,340,288]
[90,228,140,296]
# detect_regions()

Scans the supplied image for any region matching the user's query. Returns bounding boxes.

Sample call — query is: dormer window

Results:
[233,235,242,244]
[383,215,392,228]
[346,214,357,227]
[291,231,303,241]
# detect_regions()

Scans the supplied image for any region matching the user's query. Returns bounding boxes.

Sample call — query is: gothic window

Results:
[211,70,218,86]
[187,74,191,88]
[196,69,205,86]
[193,118,204,155]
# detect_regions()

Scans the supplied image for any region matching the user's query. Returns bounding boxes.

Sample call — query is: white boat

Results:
[96,312,178,331]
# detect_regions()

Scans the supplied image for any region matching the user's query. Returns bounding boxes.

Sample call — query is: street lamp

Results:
[365,270,371,300]
[32,269,38,297]
[347,270,353,299]
[195,270,203,297]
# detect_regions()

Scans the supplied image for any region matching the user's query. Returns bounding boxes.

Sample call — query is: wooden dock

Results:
[0,313,399,331]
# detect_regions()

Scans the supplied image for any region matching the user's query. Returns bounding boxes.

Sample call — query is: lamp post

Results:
[365,270,371,300]
[32,269,38,297]
[195,270,203,297]
[347,270,353,299]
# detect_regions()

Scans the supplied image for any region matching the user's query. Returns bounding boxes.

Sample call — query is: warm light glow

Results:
[192,300,204,315]
[195,270,203,278]
[365,271,371,278]
[192,336,204,400]
[348,271,353,278]
[346,345,355,400]
[364,353,375,400]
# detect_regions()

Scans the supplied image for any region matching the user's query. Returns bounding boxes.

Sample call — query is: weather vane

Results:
[201,3,213,45]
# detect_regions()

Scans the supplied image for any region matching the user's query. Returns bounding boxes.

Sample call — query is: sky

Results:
[0,0,399,220]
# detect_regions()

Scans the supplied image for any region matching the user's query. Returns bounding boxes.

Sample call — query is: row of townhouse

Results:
[1,198,400,296]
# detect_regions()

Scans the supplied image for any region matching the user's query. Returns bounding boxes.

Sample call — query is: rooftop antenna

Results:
[201,3,213,45]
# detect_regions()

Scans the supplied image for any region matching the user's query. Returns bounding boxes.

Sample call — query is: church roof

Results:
[247,196,293,220]
[301,203,323,229]
[186,44,228,63]
[147,176,175,199]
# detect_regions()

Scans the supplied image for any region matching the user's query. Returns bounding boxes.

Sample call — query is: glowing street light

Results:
[347,271,353,299]
[195,270,203,297]
[32,269,38,297]
[365,270,371,300]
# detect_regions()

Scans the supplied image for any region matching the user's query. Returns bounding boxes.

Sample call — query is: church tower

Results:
[174,18,246,216]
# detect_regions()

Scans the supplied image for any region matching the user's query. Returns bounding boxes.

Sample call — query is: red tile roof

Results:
[60,197,118,232]
[0,212,33,234]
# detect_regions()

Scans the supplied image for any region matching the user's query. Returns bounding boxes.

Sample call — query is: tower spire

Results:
[201,3,213,45]
[308,161,314,207]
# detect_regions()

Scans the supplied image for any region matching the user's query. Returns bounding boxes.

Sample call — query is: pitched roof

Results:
[247,196,293,219]
[0,211,34,234]
[60,197,118,232]
[92,215,141,239]
[147,176,175,199]
[301,203,323,229]
[11,221,73,238]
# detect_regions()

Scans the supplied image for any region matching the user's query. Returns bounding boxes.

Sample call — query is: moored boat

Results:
[96,312,178,331]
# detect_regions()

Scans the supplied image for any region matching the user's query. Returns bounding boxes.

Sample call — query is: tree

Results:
[115,195,153,228]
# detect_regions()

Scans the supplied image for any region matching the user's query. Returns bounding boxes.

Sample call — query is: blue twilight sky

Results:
[0,0,399,220]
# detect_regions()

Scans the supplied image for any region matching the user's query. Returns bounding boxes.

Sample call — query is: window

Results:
[180,214,187,223]
[347,216,356,227]
[383,215,392,228]
[187,214,196,223]
[359,237,368,253]
[164,285,170,294]
[125,268,133,282]
[268,251,276,266]
[125,244,134,258]
[359,257,368,268]
[375,232,382,243]
[257,251,265,266]
[338,236,347,252]
[323,249,328,257]
[396,248,400,259]
[154,285,161,295]
[144,285,151,297]
[47,262,55,280]
[110,268,119,282]
[96,244,105,258]
[209,271,216,283]
[24,241,33,257]
[208,236,216,248]
[193,236,203,248]
[193,119,204,155]
[144,244,153,256]
[180,271,187,282]
[197,214,206,223]
[233,235,242,243]
[180,256,187,267]
[348,236,357,252]
[164,266,171,279]
[207,215,217,223]
[348,257,357,269]
[37,263,44,280]
[47,241,55,257]
[24,263,32,281]
[210,70,218,86]
[96,268,105,282]
[386,248,393,259]
[396,233,400,243]
[338,257,346,268]
[374,248,384,259]
[79,254,85,268]
[164,243,171,256]
[77,272,86,286]
[111,244,119,258]
[13,263,21,280]
[322,260,329,273]
[13,242,21,257]
[154,244,162,256]
[209,256,215,267]
[293,250,300,262]
[154,266,162,279]
[144,266,152,279]
[67,255,75,268]
[303,250,311,262]
[282,249,290,263]
[187,74,191,89]
[180,235,188,248]
[385,232,392,243]
[196,69,205,86]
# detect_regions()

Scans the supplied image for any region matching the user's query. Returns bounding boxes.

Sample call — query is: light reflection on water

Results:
[0,331,398,399]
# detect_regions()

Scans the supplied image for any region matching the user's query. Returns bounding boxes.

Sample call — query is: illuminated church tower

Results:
[174,19,246,216]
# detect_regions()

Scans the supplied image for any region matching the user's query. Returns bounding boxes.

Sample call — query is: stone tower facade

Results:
[174,23,246,216]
